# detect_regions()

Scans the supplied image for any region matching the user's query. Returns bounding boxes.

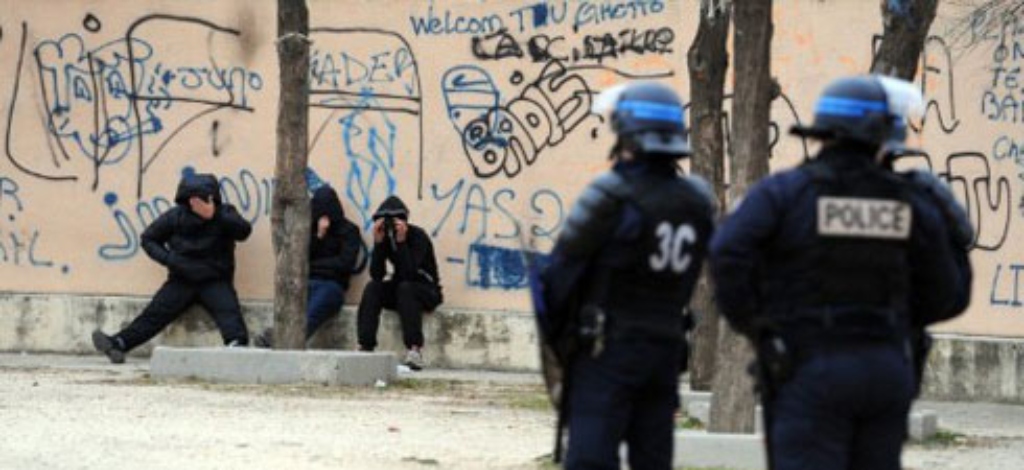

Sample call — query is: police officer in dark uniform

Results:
[539,81,715,469]
[709,75,972,470]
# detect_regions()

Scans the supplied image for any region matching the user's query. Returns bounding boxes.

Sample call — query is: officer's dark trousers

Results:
[565,338,681,470]
[768,342,914,470]
[305,279,346,339]
[356,280,439,350]
[114,279,249,351]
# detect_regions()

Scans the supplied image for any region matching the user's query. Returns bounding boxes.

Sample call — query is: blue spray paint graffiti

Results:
[219,169,274,226]
[97,191,173,261]
[0,176,62,271]
[409,0,667,36]
[7,16,262,197]
[339,98,399,231]
[466,242,548,289]
[991,263,1024,307]
[429,177,564,289]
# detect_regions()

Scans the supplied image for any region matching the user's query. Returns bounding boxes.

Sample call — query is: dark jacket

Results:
[309,186,361,289]
[709,146,966,338]
[141,173,252,283]
[542,160,715,341]
[369,196,442,299]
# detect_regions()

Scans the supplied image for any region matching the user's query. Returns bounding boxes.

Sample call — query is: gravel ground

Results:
[0,354,554,470]
[2,353,1023,470]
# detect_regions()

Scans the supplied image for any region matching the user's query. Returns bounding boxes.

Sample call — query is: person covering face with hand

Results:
[356,195,442,371]
[92,172,253,363]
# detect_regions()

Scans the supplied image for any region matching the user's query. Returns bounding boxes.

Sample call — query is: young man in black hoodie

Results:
[357,195,442,370]
[255,185,362,346]
[91,172,253,363]
[305,185,362,339]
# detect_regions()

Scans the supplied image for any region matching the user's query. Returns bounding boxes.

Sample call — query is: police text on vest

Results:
[817,197,912,240]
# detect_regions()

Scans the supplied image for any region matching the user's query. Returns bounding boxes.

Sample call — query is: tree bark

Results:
[273,0,311,350]
[686,0,732,392]
[708,0,773,433]
[871,0,940,79]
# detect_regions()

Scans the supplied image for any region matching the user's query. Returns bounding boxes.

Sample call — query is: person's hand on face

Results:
[190,196,216,220]
[394,219,408,243]
[372,218,386,244]
[317,215,331,239]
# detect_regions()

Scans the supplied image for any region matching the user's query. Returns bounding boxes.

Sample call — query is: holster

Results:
[754,334,796,397]
[679,308,696,374]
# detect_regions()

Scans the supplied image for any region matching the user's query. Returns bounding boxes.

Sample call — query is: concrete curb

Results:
[150,346,397,386]
[3,293,1024,403]
[674,430,766,470]
[0,293,540,371]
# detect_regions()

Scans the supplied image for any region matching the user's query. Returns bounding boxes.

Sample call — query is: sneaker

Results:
[91,330,125,364]
[404,349,424,371]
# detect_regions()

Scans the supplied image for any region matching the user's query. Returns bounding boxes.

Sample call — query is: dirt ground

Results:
[2,353,1024,470]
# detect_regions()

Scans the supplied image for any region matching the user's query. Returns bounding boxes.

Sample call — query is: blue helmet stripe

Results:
[815,96,888,117]
[618,100,685,124]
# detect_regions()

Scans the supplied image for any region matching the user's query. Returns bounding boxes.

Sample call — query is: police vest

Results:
[591,170,715,340]
[782,159,913,332]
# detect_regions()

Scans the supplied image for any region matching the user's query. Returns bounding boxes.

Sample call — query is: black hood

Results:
[372,195,409,220]
[174,173,221,206]
[311,185,345,226]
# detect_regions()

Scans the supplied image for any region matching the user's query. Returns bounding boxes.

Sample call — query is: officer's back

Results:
[709,75,966,470]
[543,81,714,470]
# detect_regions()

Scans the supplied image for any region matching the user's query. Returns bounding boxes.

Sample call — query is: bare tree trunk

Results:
[708,0,773,433]
[687,0,732,392]
[871,0,940,79]
[272,0,311,350]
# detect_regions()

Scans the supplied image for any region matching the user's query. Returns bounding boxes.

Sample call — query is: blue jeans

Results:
[306,279,346,339]
[769,342,914,470]
[565,338,681,470]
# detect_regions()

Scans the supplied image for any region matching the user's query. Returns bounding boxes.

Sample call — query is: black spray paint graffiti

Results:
[895,152,1012,251]
[5,15,261,198]
[210,120,228,157]
[715,90,811,162]
[869,32,1017,252]
[471,26,674,64]
[871,34,961,134]
[444,60,596,179]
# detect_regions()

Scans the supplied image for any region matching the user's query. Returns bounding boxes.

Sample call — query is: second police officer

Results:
[540,81,715,469]
[709,75,972,470]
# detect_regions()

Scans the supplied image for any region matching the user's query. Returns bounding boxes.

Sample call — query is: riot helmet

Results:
[791,75,923,151]
[595,81,691,159]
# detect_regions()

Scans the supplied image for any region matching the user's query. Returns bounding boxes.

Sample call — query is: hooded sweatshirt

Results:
[369,196,442,295]
[309,186,361,288]
[141,173,252,283]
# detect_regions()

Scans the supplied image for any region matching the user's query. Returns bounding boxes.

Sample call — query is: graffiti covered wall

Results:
[0,0,1021,337]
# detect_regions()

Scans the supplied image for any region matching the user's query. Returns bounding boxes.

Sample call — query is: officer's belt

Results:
[764,305,906,333]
